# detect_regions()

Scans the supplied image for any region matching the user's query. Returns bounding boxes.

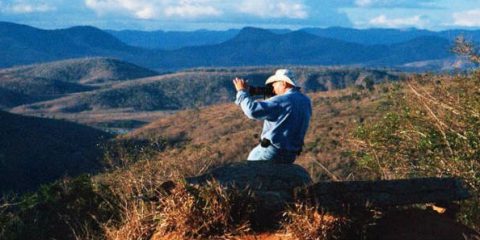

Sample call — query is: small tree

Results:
[453,35,480,65]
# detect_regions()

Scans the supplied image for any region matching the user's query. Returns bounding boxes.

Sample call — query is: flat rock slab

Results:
[296,177,471,209]
[185,161,313,229]
[186,161,312,193]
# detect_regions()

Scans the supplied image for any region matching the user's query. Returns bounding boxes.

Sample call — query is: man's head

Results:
[265,69,297,95]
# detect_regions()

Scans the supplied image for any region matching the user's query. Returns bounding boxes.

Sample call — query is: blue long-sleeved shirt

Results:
[235,88,312,152]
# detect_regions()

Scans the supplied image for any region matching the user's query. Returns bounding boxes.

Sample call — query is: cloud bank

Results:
[0,1,55,14]
[84,0,308,20]
[238,0,308,19]
[369,15,427,28]
[0,0,478,30]
[453,9,480,27]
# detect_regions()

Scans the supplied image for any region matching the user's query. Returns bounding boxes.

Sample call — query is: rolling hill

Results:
[0,110,112,193]
[0,57,159,108]
[11,67,401,117]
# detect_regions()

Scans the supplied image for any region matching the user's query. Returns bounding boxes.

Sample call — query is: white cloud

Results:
[0,1,55,14]
[85,0,222,19]
[164,3,221,18]
[453,9,480,27]
[369,14,426,28]
[354,0,436,8]
[238,0,308,19]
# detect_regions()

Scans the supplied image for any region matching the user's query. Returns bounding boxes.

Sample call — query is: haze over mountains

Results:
[1,21,478,71]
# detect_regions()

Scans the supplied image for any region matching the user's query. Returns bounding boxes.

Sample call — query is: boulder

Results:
[185,161,312,229]
[186,161,312,191]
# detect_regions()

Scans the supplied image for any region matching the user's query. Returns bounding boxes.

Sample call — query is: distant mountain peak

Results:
[230,27,277,42]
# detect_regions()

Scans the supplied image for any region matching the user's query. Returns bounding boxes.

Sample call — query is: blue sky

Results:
[1,0,480,31]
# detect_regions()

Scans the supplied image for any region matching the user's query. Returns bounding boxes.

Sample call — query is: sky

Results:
[0,0,480,31]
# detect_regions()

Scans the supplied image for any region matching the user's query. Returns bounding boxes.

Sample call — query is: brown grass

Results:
[281,203,348,240]
[152,181,254,240]
[103,200,157,240]
[125,87,387,182]
[97,84,395,239]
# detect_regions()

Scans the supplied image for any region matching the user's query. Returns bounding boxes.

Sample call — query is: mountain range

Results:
[108,27,480,50]
[1,21,476,71]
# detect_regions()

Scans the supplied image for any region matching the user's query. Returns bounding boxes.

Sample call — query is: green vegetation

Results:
[352,72,480,229]
[0,175,119,240]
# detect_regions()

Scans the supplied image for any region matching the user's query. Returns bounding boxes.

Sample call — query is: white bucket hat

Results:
[265,69,297,87]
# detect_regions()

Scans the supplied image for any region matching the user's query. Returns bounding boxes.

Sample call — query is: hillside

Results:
[11,68,400,126]
[94,71,480,239]
[2,71,480,239]
[122,86,384,182]
[0,110,112,193]
[0,86,383,239]
[0,22,465,71]
[0,57,159,107]
[0,88,32,109]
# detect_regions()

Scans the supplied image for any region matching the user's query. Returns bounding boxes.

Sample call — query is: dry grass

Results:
[96,83,395,239]
[99,139,256,240]
[103,200,157,240]
[281,203,348,240]
[126,87,388,182]
[153,181,254,240]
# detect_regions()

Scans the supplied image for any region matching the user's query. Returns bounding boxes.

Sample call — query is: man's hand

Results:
[233,77,248,92]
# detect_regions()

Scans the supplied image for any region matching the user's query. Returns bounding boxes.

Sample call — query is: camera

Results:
[248,84,274,97]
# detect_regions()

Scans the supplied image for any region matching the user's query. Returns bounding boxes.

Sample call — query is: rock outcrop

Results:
[185,161,312,228]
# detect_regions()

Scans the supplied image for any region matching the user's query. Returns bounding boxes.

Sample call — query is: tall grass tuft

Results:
[153,180,255,239]
[281,202,348,240]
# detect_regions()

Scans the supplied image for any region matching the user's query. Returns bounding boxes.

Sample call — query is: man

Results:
[233,69,312,163]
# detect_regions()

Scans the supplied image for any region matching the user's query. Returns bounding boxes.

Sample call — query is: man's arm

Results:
[233,78,280,121]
